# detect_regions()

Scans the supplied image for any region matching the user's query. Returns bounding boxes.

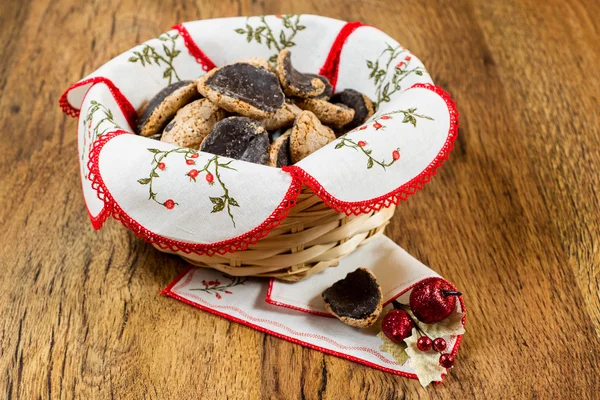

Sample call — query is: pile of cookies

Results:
[136,49,375,167]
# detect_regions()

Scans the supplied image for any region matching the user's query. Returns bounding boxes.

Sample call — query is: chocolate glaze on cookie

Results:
[330,89,375,130]
[322,268,383,328]
[268,130,291,168]
[308,74,333,100]
[136,80,200,136]
[204,63,285,114]
[201,117,270,165]
[277,49,326,98]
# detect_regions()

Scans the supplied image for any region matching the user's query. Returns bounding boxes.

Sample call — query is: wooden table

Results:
[1,0,599,398]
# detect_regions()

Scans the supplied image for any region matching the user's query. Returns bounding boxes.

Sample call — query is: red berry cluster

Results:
[381,278,462,369]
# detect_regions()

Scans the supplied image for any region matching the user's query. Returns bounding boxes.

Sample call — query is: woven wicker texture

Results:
[155,187,395,281]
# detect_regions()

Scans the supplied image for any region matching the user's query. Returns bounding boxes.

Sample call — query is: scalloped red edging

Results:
[172,23,217,72]
[87,130,303,256]
[58,76,138,128]
[283,83,459,216]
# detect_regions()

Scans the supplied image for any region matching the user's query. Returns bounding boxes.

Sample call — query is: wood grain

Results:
[1,0,599,398]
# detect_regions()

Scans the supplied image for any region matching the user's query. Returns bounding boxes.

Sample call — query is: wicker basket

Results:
[155,187,395,281]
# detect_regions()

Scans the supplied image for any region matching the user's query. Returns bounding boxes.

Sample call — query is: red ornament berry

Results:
[392,150,400,160]
[190,153,199,158]
[157,162,166,170]
[186,159,195,165]
[359,125,367,130]
[206,173,214,183]
[382,309,414,343]
[188,169,199,179]
[417,336,433,351]
[439,353,455,368]
[358,140,367,147]
[380,115,391,120]
[164,199,175,209]
[373,122,382,129]
[409,277,462,324]
[433,338,447,352]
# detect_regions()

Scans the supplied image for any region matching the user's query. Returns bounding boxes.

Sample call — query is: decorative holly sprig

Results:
[235,14,306,64]
[366,43,428,110]
[81,100,122,178]
[335,138,400,170]
[129,32,182,84]
[190,275,247,299]
[185,155,239,227]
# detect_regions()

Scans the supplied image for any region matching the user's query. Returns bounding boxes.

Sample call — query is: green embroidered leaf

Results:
[296,25,306,30]
[365,149,372,155]
[366,60,373,69]
[151,171,160,178]
[335,142,344,149]
[147,148,160,153]
[229,197,240,207]
[163,68,172,78]
[235,28,246,34]
[128,56,138,62]
[367,158,374,169]
[138,178,151,185]
[163,44,171,57]
[211,197,225,213]
[255,26,266,34]
[408,108,416,113]
[269,54,278,63]
[286,41,295,47]
[172,50,180,58]
[416,70,423,76]
[279,30,286,43]
[246,31,252,42]
[158,35,168,41]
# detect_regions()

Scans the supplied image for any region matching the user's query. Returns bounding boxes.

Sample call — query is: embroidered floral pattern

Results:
[190,275,248,299]
[129,32,182,84]
[336,108,433,169]
[81,101,122,179]
[366,43,428,110]
[137,148,239,226]
[235,15,306,64]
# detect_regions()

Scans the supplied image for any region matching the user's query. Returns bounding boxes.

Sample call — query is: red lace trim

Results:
[283,83,459,216]
[87,131,303,256]
[172,23,217,72]
[318,21,367,91]
[58,76,138,129]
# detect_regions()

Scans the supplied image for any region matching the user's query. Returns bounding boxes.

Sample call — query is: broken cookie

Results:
[200,117,270,165]
[330,89,374,130]
[309,74,333,100]
[294,98,355,129]
[290,111,336,163]
[160,99,226,149]
[322,268,383,328]
[197,63,285,119]
[267,130,292,168]
[259,102,302,131]
[137,80,201,137]
[277,49,326,98]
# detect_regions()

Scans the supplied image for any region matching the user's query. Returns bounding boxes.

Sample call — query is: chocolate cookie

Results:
[259,102,302,131]
[196,63,285,119]
[267,130,292,168]
[238,56,277,74]
[294,98,355,129]
[309,74,333,100]
[160,99,226,149]
[277,49,326,98]
[201,117,270,165]
[322,268,383,328]
[137,80,201,137]
[330,89,375,129]
[289,111,336,163]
